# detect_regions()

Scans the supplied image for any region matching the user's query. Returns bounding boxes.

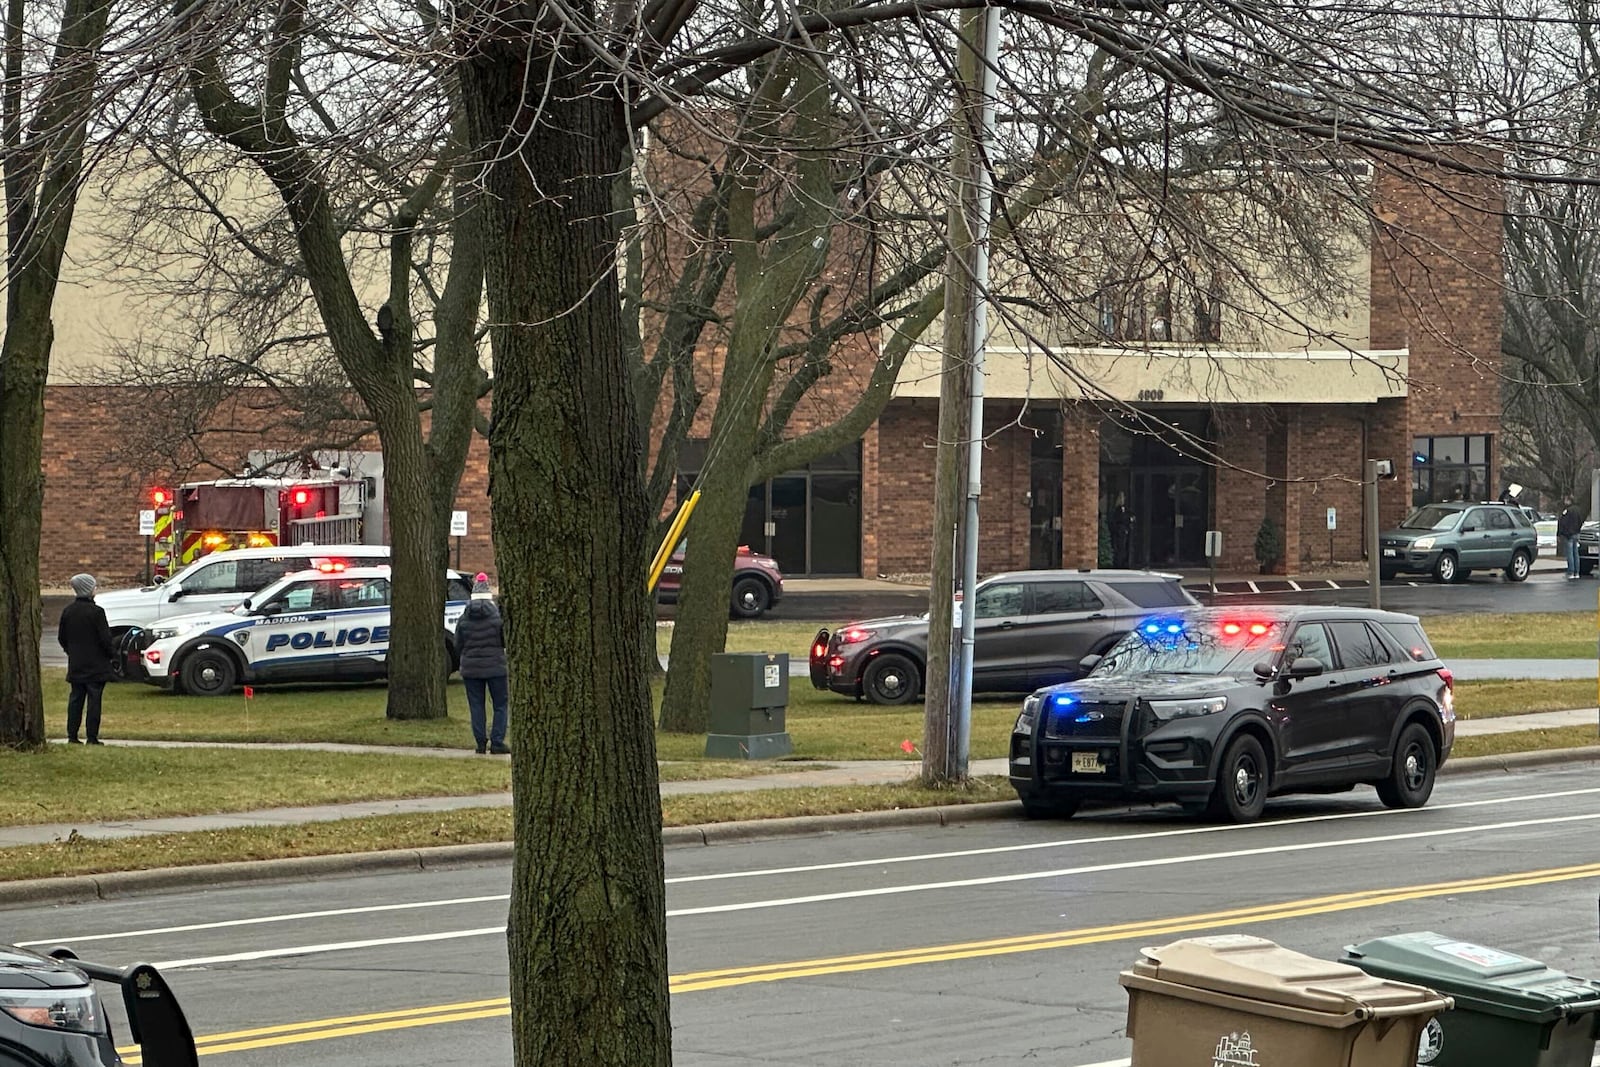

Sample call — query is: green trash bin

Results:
[1342,931,1600,1066]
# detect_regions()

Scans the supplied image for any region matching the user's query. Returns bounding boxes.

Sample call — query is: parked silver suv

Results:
[1378,502,1537,583]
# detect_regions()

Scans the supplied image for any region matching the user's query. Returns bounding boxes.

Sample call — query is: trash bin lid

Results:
[1343,932,1600,1024]
[1130,935,1447,1018]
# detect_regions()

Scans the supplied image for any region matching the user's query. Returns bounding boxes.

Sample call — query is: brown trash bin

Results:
[1119,935,1453,1066]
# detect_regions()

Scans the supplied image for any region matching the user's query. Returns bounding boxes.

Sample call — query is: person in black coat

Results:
[454,573,510,755]
[57,573,115,744]
[1558,501,1588,579]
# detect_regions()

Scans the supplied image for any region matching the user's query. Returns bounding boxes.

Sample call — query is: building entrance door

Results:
[1099,412,1212,568]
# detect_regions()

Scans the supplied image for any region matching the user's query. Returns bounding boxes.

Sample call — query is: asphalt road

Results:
[11,762,1600,1066]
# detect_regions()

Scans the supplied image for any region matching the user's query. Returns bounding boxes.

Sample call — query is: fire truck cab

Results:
[151,473,369,581]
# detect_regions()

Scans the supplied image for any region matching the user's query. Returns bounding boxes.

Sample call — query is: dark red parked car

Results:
[656,542,785,619]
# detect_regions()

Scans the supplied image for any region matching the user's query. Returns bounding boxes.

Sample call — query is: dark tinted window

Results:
[1488,509,1512,530]
[237,558,290,592]
[1380,621,1438,662]
[183,558,243,594]
[447,576,472,602]
[974,582,1025,619]
[1328,621,1392,668]
[1030,582,1103,614]
[332,576,389,609]
[1463,508,1493,531]
[1111,579,1195,608]
[1286,622,1335,668]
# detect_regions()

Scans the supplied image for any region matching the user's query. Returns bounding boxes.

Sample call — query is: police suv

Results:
[131,565,470,695]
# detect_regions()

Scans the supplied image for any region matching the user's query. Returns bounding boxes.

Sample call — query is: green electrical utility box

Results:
[1342,932,1600,1067]
[705,652,792,759]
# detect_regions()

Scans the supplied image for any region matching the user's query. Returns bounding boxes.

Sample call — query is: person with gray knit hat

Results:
[453,572,510,754]
[57,573,116,744]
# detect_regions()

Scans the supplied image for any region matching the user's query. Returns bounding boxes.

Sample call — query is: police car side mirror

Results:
[1252,660,1277,681]
[1287,656,1324,679]
[167,586,185,601]
[1078,653,1102,673]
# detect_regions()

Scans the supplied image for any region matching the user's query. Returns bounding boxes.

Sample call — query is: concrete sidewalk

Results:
[3,707,1596,850]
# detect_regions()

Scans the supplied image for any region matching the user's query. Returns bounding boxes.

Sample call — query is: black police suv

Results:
[810,569,1198,705]
[0,945,196,1066]
[1008,606,1455,823]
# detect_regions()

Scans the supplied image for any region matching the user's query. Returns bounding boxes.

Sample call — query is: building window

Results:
[1412,434,1491,507]
[1151,284,1171,341]
[1096,276,1120,340]
[1193,274,1223,343]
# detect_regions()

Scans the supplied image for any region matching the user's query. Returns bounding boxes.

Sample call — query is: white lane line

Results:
[29,786,1600,949]
[668,811,1600,917]
[667,786,1600,885]
[1072,1059,1129,1067]
[145,809,1600,967]
[14,895,509,949]
[153,927,507,970]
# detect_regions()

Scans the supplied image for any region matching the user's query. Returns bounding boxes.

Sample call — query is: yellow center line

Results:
[118,859,1600,1061]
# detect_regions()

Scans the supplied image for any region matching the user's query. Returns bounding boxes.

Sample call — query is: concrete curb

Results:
[2,747,1596,910]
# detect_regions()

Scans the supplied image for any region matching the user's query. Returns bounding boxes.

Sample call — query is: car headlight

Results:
[1411,536,1436,550]
[1147,696,1227,721]
[1015,694,1041,734]
[757,558,781,571]
[0,986,105,1034]
[149,621,200,641]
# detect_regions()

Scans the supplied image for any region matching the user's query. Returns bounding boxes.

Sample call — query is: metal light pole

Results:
[1364,459,1390,611]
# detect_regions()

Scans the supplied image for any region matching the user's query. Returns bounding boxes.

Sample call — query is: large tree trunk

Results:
[380,415,450,719]
[0,301,49,750]
[458,7,671,1065]
[0,0,114,750]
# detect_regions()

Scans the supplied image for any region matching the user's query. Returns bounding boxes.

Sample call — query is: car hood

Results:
[94,586,161,608]
[0,946,91,991]
[1039,673,1242,702]
[143,607,247,634]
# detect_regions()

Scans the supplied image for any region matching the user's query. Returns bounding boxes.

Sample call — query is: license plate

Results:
[1382,548,1397,557]
[1071,751,1105,774]
[1585,548,1598,557]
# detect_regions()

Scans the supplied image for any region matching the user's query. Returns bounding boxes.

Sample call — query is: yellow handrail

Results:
[647,490,701,594]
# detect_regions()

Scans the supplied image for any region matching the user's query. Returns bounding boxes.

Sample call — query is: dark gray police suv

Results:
[809,570,1199,705]
[0,945,196,1066]
[1009,606,1454,823]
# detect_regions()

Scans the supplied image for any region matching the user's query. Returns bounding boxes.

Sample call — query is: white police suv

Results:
[131,565,471,696]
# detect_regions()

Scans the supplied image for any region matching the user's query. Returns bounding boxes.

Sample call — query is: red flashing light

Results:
[317,561,347,573]
[144,649,162,664]
[151,488,169,508]
[292,489,310,506]
[839,628,874,644]
[812,641,827,659]
[1222,621,1272,637]
[1436,667,1454,693]
[828,655,845,669]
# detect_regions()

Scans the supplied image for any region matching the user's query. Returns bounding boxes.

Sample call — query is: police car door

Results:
[324,574,392,680]
[245,577,336,681]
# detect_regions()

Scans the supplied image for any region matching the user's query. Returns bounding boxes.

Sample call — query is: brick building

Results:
[34,154,1500,586]
[693,157,1503,578]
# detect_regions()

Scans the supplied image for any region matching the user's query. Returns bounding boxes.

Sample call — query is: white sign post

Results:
[138,509,157,585]
[450,510,468,569]
[1204,530,1222,596]
[1327,507,1337,565]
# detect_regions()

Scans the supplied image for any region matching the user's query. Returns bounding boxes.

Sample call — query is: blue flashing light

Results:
[1143,622,1160,634]
[1049,694,1075,709]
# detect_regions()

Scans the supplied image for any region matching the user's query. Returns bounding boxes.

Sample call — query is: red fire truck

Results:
[150,473,368,580]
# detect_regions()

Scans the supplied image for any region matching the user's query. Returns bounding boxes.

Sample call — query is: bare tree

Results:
[168,0,486,721]
[1,0,119,748]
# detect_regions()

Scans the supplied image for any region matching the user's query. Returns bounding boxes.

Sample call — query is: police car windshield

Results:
[1092,620,1286,677]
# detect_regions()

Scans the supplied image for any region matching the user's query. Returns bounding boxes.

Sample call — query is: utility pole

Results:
[922,4,998,786]
[1365,458,1391,610]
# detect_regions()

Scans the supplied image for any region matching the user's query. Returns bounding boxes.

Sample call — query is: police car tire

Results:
[729,577,770,620]
[181,648,238,697]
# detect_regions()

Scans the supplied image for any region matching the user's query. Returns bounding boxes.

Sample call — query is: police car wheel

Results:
[729,577,770,619]
[181,648,238,697]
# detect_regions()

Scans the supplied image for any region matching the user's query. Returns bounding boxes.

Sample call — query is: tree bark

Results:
[924,7,984,786]
[0,0,114,750]
[458,5,670,1064]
